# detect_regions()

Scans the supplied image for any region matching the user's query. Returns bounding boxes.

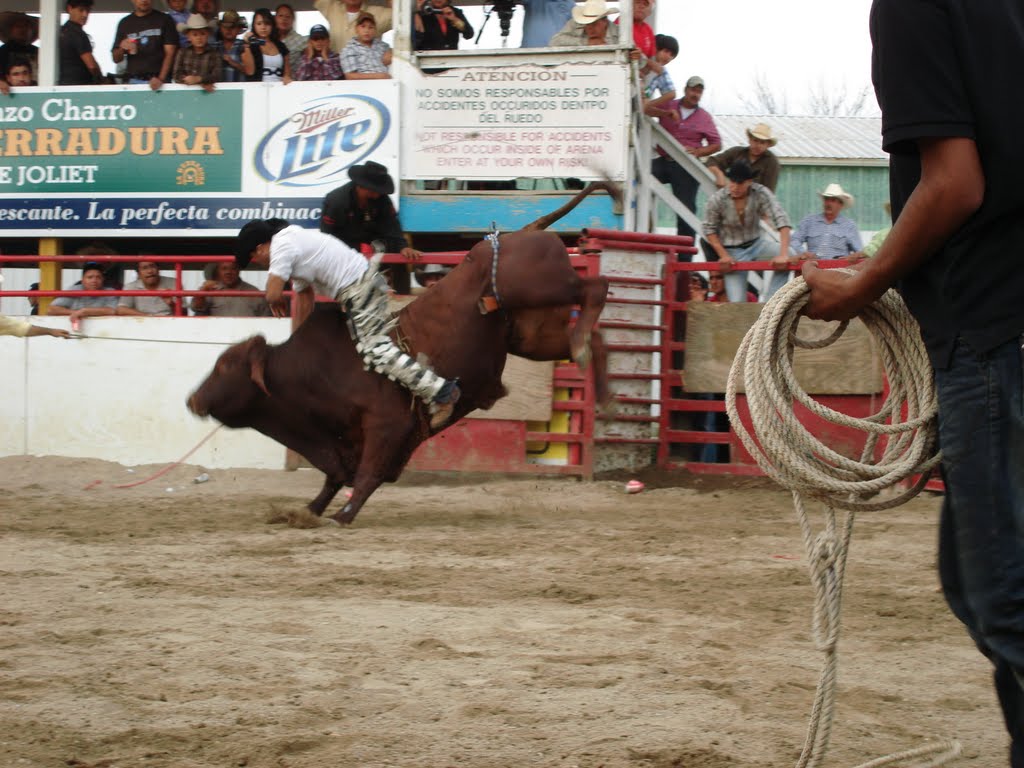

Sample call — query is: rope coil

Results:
[725,272,959,768]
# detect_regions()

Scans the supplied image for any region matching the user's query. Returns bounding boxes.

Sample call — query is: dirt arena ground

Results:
[0,456,1007,767]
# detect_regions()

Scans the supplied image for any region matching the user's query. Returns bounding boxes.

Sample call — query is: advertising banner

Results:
[0,82,399,237]
[403,63,628,181]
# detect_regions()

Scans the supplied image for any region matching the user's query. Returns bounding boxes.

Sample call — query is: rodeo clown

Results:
[234,218,460,429]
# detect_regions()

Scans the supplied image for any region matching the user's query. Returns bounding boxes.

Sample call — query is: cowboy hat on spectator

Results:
[572,0,616,25]
[218,9,248,29]
[0,12,39,44]
[746,123,778,147]
[178,13,216,33]
[819,183,854,207]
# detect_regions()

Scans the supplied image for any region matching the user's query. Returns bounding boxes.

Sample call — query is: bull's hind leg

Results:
[569,276,609,370]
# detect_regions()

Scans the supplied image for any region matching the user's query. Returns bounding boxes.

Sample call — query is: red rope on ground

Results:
[82,425,223,490]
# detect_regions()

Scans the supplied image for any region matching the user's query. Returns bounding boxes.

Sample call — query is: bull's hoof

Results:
[331,503,358,526]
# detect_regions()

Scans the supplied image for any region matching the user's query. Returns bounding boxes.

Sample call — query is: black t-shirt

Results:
[113,10,178,79]
[59,20,94,85]
[871,0,1024,367]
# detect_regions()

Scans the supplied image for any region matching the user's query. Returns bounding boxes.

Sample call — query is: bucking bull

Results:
[187,184,616,524]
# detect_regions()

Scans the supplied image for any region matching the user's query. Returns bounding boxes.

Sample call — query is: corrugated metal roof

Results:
[714,115,887,165]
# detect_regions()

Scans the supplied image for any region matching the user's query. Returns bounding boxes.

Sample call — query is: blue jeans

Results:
[936,334,1024,766]
[722,237,789,303]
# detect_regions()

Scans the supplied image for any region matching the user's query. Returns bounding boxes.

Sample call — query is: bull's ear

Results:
[247,336,271,397]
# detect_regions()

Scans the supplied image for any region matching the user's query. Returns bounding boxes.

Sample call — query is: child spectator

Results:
[642,33,677,112]
[341,11,391,80]
[0,12,39,86]
[1,62,33,95]
[215,9,247,82]
[295,24,343,81]
[173,13,221,90]
[59,0,103,85]
[242,7,291,83]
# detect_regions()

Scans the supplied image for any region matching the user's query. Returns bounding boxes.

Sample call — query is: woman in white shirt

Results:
[242,8,292,83]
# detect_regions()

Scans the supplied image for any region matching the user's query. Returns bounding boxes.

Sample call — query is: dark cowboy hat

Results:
[724,158,756,183]
[235,219,273,269]
[0,12,40,44]
[348,161,395,195]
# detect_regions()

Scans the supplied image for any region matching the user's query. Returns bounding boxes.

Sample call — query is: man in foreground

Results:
[803,2,1024,763]
[235,219,460,429]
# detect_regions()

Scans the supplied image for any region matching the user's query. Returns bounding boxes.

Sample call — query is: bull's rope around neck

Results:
[725,272,960,768]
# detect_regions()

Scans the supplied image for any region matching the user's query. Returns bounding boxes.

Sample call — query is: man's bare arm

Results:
[803,136,984,321]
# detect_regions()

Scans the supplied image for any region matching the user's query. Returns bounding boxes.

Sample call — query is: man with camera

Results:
[414,0,473,51]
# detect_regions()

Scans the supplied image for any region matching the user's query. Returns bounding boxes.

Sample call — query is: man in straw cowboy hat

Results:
[234,218,461,429]
[789,182,864,262]
[804,3,1024,762]
[320,161,421,294]
[707,122,781,192]
[550,0,621,47]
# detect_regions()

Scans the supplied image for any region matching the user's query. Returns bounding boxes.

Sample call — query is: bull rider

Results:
[235,218,461,429]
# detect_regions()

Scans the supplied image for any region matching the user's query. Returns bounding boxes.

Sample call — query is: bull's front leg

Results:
[308,476,345,517]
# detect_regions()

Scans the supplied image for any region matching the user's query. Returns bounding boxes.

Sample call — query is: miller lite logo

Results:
[254,94,391,187]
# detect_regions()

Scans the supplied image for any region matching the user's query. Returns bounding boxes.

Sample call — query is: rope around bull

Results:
[724,270,960,768]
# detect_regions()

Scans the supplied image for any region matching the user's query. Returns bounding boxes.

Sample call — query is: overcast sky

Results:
[79,0,878,115]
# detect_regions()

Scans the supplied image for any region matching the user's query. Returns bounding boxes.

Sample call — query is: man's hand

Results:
[400,246,422,261]
[716,256,734,270]
[771,253,789,270]
[801,261,878,322]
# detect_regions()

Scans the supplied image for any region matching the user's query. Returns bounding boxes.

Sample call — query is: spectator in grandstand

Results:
[173,13,221,90]
[0,276,68,337]
[341,12,391,79]
[242,7,292,82]
[192,0,220,24]
[59,0,103,85]
[274,3,305,75]
[316,0,392,54]
[549,0,620,47]
[215,9,247,82]
[642,34,677,105]
[117,260,177,316]
[707,123,781,192]
[0,12,39,87]
[112,0,178,90]
[320,161,420,294]
[703,159,792,303]
[790,183,864,262]
[862,201,892,259]
[413,263,450,291]
[75,244,124,289]
[190,260,271,317]
[46,262,120,320]
[651,75,721,240]
[520,0,574,48]
[164,0,192,46]
[414,0,473,52]
[27,283,39,315]
[1,62,32,95]
[629,0,655,58]
[296,24,343,80]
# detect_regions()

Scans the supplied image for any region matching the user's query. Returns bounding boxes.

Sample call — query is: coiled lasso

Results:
[725,271,960,768]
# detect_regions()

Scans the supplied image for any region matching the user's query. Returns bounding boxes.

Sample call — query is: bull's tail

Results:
[520,176,623,232]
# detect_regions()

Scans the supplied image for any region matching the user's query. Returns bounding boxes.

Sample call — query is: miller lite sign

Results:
[245,83,400,197]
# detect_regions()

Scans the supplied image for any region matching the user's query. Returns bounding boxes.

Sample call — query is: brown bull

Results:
[188,215,611,525]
